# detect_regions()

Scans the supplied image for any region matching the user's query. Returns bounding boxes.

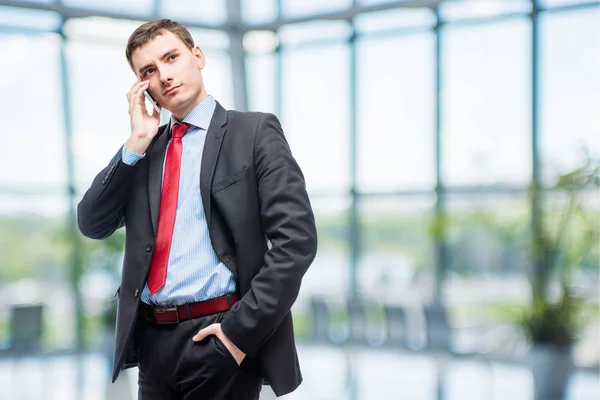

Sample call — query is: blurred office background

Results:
[0,0,598,399]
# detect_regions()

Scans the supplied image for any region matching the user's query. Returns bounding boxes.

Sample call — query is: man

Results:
[77,19,317,399]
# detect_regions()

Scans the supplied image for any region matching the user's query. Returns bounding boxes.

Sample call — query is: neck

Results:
[171,87,208,121]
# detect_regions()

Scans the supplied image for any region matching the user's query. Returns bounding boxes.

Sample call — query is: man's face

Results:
[131,30,206,116]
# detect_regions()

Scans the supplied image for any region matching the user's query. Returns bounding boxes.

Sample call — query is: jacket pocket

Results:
[212,167,250,193]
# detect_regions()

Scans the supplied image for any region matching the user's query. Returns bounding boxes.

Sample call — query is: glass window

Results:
[0,33,66,188]
[67,41,139,193]
[441,19,531,186]
[445,193,531,277]
[62,0,153,16]
[0,197,66,280]
[201,50,235,109]
[188,28,230,51]
[63,17,143,46]
[444,193,532,352]
[282,0,351,18]
[281,44,350,194]
[246,53,276,113]
[243,30,278,54]
[357,33,436,192]
[64,18,230,51]
[539,9,599,184]
[160,0,227,25]
[278,20,351,46]
[0,6,61,31]
[354,8,436,33]
[0,194,69,219]
[539,0,590,8]
[241,0,277,24]
[359,195,436,301]
[294,196,351,334]
[0,194,74,349]
[359,0,405,5]
[439,0,531,21]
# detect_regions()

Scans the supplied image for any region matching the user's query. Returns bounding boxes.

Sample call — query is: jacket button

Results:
[146,243,153,252]
[134,289,139,298]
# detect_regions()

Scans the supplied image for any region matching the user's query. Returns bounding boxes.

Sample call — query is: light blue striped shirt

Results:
[121,95,237,306]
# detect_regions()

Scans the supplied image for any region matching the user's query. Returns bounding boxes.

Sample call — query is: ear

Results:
[193,46,206,70]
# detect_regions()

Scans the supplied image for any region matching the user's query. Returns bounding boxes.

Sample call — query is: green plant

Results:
[518,152,599,347]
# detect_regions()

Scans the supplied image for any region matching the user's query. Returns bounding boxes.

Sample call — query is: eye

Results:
[144,68,154,77]
[169,54,178,60]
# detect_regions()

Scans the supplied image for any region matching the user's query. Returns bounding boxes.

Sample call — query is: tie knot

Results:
[172,123,190,139]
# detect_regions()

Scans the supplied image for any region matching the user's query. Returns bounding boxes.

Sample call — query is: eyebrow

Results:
[137,49,179,75]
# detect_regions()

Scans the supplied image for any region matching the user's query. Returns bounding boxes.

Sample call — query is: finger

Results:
[126,80,145,103]
[192,328,206,342]
[127,81,145,112]
[127,80,149,110]
[130,82,149,115]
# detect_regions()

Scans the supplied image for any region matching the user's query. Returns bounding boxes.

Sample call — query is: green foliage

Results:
[518,287,588,347]
[0,216,70,282]
[427,151,599,347]
[518,153,600,346]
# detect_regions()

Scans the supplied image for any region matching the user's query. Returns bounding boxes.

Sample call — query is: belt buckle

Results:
[154,306,179,324]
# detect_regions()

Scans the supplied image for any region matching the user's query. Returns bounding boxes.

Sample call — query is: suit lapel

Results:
[148,120,172,235]
[200,102,228,231]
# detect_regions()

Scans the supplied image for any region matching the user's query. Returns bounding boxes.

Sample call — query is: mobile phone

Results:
[144,90,161,113]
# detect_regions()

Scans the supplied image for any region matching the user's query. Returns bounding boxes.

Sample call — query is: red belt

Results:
[143,294,239,324]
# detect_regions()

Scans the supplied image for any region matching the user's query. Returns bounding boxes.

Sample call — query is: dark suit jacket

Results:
[77,102,318,396]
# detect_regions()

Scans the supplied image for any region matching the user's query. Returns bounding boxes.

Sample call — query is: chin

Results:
[164,96,186,111]
[167,103,191,119]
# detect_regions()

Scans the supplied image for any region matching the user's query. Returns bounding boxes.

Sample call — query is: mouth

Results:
[163,85,181,96]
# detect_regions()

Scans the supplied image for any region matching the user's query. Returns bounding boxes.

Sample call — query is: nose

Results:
[157,66,173,85]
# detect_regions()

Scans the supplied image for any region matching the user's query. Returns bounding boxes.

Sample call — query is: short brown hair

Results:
[126,19,195,71]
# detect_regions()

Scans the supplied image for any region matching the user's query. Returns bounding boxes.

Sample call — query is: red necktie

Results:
[147,122,190,294]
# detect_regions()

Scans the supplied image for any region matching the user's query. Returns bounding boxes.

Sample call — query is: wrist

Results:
[125,136,150,155]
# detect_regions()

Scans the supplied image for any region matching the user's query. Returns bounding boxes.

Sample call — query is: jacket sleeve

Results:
[77,147,139,240]
[220,113,318,358]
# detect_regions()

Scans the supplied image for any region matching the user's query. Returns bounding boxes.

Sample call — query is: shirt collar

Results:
[170,95,216,131]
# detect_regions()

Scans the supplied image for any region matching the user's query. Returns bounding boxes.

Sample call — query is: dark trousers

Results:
[135,310,263,400]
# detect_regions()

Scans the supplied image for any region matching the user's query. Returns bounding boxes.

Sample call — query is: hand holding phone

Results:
[126,80,161,155]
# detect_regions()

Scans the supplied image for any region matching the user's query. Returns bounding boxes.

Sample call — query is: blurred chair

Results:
[308,297,330,342]
[383,304,408,347]
[1,304,44,356]
[346,297,368,343]
[347,298,387,346]
[384,303,429,349]
[309,296,351,344]
[424,305,451,351]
